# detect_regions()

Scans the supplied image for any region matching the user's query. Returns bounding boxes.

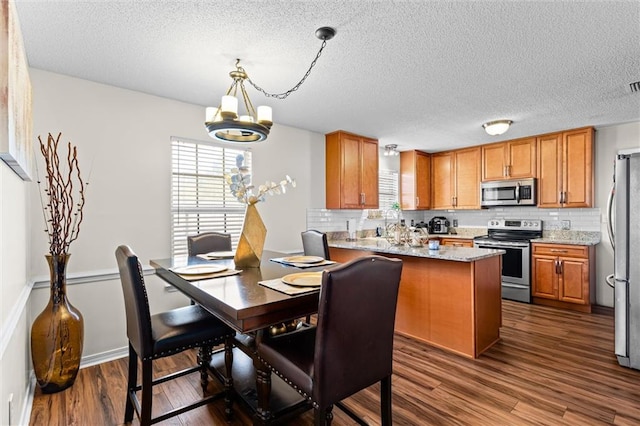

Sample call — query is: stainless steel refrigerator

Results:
[613,148,640,369]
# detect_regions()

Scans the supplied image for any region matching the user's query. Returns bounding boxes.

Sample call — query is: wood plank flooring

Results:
[29,301,640,425]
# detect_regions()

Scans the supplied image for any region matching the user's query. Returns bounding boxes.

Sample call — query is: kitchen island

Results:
[329,239,504,358]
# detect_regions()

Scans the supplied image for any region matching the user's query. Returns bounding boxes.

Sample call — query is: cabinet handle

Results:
[550,249,568,253]
[360,193,365,205]
[563,191,567,204]
[453,243,463,247]
[416,196,419,206]
[452,196,457,207]
[504,165,507,177]
[555,259,561,275]
[558,259,563,275]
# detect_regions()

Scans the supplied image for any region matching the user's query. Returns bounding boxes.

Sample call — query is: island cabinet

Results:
[481,137,537,181]
[325,130,379,209]
[329,245,502,359]
[537,127,594,208]
[400,150,431,210]
[531,243,595,313]
[431,146,481,209]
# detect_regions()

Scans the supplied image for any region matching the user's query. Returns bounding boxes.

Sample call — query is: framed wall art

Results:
[1,0,33,181]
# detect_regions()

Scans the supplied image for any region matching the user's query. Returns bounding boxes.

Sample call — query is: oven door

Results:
[474,239,531,303]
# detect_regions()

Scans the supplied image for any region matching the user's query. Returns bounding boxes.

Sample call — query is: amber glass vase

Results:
[30,254,84,393]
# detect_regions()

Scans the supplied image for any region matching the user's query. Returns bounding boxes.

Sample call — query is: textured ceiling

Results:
[14,0,640,152]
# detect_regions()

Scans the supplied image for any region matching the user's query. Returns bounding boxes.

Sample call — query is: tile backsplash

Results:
[307,207,602,233]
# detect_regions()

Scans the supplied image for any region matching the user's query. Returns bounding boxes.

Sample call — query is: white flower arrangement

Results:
[225,154,296,205]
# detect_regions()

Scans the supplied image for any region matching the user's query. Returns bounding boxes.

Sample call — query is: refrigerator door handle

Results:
[607,183,615,249]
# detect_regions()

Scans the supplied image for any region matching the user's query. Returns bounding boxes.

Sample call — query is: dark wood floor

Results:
[30,301,640,425]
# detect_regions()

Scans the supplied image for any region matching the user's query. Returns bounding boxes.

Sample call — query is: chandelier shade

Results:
[383,144,399,156]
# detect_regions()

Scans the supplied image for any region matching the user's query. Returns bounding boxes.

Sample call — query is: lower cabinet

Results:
[439,238,474,248]
[531,243,595,313]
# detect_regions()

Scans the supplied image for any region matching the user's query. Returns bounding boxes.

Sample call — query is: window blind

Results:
[171,138,251,257]
[379,168,399,210]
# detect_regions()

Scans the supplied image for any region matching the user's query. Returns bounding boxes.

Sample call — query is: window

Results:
[171,137,250,256]
[378,168,399,210]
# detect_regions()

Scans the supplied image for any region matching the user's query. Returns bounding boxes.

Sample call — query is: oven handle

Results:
[502,283,529,290]
[474,241,530,249]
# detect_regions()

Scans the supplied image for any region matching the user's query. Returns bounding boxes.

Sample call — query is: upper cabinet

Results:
[537,127,594,208]
[432,146,481,210]
[400,150,431,210]
[481,137,537,181]
[325,130,379,209]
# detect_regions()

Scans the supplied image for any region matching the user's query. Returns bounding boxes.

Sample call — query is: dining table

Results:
[150,250,335,424]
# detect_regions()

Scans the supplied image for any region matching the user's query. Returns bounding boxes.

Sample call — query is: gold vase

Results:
[234,203,267,268]
[30,254,84,393]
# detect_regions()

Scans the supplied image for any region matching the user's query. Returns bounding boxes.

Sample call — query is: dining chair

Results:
[187,232,233,256]
[301,229,330,260]
[115,245,236,426]
[257,255,403,425]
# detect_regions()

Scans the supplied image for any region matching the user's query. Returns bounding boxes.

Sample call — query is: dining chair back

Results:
[257,255,403,425]
[188,232,232,256]
[301,229,330,259]
[116,245,235,425]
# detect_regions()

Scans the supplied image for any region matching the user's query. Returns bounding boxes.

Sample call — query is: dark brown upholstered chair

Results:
[257,255,403,425]
[115,245,235,426]
[301,229,330,260]
[187,232,232,256]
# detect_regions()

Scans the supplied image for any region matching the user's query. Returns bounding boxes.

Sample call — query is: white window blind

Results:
[379,168,399,210]
[171,137,251,257]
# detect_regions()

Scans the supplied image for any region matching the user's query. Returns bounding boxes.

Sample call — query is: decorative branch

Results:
[36,133,87,256]
[224,154,295,205]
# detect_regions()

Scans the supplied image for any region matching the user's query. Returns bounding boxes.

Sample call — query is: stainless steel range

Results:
[474,219,542,303]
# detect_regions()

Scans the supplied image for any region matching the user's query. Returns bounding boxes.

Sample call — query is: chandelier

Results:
[205,27,336,143]
[383,144,399,156]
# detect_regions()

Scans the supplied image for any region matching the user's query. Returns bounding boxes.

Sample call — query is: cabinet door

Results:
[559,257,589,304]
[507,137,536,179]
[562,128,593,208]
[532,255,559,299]
[454,147,481,209]
[400,151,430,210]
[537,133,562,207]
[341,134,364,208]
[360,138,379,209]
[481,143,507,181]
[431,152,454,209]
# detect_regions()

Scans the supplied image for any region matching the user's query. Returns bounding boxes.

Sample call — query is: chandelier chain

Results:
[246,39,328,100]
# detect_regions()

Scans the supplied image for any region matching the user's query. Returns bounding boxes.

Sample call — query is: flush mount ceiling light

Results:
[205,27,336,143]
[384,144,399,156]
[482,120,513,136]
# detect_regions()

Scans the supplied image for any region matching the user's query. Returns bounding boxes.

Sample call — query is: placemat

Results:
[269,257,337,269]
[176,269,242,282]
[259,278,320,295]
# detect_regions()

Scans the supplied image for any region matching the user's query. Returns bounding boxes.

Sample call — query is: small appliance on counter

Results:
[428,216,450,234]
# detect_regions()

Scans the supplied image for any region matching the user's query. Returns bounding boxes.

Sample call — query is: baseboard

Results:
[80,346,129,369]
[592,304,614,317]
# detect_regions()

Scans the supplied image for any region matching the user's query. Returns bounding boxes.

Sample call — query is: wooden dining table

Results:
[150,250,332,424]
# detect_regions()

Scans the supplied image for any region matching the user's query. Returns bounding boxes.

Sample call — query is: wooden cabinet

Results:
[537,127,594,208]
[532,243,595,313]
[440,238,473,248]
[400,150,430,210]
[325,130,379,209]
[481,137,536,181]
[431,146,481,210]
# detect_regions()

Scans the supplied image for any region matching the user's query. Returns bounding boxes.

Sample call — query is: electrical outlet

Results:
[452,219,458,227]
[8,393,14,425]
[561,220,571,230]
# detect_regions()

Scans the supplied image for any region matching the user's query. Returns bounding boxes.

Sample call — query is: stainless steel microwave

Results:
[481,178,537,207]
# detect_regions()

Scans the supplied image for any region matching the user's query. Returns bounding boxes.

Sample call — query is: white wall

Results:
[594,121,640,307]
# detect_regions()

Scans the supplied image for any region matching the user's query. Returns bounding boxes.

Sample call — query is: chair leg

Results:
[224,336,235,421]
[124,343,137,423]
[198,345,212,394]
[315,405,334,426]
[381,375,392,426]
[140,359,153,426]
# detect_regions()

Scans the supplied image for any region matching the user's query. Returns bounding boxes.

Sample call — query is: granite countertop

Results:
[532,231,601,246]
[328,238,504,262]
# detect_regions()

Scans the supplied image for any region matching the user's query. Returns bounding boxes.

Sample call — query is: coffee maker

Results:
[428,216,450,234]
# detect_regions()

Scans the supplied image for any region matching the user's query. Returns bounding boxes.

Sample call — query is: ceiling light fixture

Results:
[384,144,399,156]
[482,120,513,136]
[205,27,336,143]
